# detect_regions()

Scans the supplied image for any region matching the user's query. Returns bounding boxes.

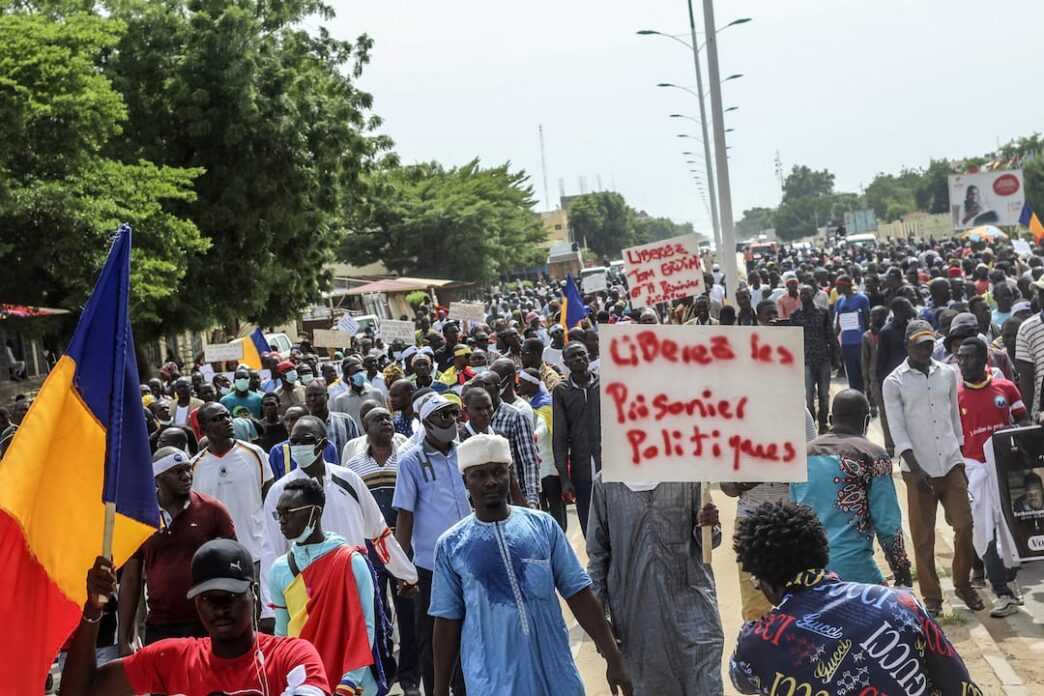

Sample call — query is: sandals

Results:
[954,587,986,612]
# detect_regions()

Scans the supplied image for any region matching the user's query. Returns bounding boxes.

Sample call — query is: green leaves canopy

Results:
[345,160,547,283]
[0,11,207,328]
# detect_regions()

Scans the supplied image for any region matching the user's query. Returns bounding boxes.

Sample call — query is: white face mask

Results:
[290,506,320,546]
[290,443,320,467]
[300,373,315,385]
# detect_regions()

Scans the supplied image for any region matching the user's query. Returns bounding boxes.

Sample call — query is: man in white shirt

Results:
[259,414,417,629]
[191,403,273,569]
[883,319,984,616]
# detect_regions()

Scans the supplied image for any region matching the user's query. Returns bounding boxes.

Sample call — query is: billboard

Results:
[948,169,1025,230]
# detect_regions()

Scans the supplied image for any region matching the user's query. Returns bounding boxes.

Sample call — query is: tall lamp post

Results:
[701,0,741,297]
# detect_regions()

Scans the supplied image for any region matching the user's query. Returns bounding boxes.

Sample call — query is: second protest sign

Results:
[599,324,807,483]
[622,233,704,308]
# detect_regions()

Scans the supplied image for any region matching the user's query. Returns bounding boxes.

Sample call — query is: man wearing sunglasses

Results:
[260,416,416,633]
[270,478,385,695]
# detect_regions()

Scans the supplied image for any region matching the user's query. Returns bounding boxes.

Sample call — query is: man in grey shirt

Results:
[331,355,386,427]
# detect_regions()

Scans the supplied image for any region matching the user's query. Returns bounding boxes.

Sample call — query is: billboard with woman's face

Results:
[948,170,1025,230]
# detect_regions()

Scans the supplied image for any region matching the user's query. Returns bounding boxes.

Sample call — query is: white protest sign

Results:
[198,364,215,382]
[584,271,608,293]
[312,328,348,349]
[622,233,704,308]
[448,302,487,324]
[203,342,244,363]
[380,319,416,345]
[599,324,807,483]
[1014,239,1032,256]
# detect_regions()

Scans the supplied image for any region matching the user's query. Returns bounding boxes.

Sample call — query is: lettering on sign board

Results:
[380,319,416,344]
[312,328,347,349]
[599,324,807,483]
[448,302,487,324]
[203,342,244,363]
[622,233,704,308]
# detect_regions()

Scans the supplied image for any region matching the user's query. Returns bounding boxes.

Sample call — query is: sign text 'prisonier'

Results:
[599,324,808,483]
[622,233,704,308]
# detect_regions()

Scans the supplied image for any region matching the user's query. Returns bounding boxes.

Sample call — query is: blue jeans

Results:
[841,343,864,392]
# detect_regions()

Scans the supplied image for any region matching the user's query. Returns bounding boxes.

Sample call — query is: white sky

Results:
[330,0,1044,237]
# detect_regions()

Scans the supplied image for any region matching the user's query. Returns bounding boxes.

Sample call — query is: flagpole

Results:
[97,501,116,604]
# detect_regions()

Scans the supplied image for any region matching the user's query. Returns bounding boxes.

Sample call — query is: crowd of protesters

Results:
[45,231,1044,694]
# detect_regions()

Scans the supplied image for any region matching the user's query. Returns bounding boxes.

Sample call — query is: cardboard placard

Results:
[990,426,1044,562]
[584,271,608,293]
[203,342,244,363]
[198,364,215,382]
[448,302,487,324]
[312,328,347,349]
[623,233,704,308]
[380,319,416,345]
[599,324,807,483]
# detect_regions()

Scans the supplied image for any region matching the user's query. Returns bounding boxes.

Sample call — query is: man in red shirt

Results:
[117,447,237,652]
[60,539,330,696]
[956,336,1029,617]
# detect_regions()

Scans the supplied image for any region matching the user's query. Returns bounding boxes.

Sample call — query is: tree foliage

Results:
[0,11,207,329]
[775,194,860,242]
[568,192,637,261]
[98,0,390,330]
[345,160,546,283]
[633,215,703,245]
[782,165,835,202]
[735,206,776,238]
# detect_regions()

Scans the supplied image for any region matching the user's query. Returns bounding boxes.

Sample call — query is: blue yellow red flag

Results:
[238,327,271,369]
[1019,202,1032,227]
[0,224,160,691]
[1030,212,1044,244]
[560,273,587,342]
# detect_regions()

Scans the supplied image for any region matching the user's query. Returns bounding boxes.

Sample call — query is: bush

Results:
[405,291,428,309]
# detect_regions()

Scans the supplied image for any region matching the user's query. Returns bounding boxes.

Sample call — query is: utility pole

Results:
[701,0,739,297]
[686,0,722,255]
[539,125,551,211]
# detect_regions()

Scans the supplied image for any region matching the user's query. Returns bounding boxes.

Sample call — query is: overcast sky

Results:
[330,0,1044,237]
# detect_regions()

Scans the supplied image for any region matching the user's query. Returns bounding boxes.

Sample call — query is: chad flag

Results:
[235,327,271,370]
[560,273,587,342]
[0,224,160,691]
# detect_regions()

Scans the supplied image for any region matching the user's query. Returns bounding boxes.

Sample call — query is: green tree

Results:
[345,160,546,282]
[735,206,776,237]
[863,169,921,222]
[775,193,859,242]
[100,0,390,330]
[568,192,636,261]
[782,165,835,202]
[914,159,952,214]
[0,11,207,330]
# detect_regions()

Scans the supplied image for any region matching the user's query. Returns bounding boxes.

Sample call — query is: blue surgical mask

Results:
[300,373,315,386]
[285,370,298,384]
[290,505,319,546]
[351,372,367,388]
[234,378,250,392]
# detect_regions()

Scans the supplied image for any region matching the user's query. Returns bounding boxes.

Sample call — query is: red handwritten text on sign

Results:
[623,234,704,308]
[599,325,807,484]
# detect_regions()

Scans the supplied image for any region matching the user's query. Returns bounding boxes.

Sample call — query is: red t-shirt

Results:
[133,491,237,626]
[121,633,330,695]
[957,377,1025,461]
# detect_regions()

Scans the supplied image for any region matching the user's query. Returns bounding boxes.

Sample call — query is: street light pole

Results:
[685,0,722,256]
[699,0,739,299]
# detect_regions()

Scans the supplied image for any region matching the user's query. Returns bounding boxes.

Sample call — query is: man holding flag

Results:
[0,225,163,692]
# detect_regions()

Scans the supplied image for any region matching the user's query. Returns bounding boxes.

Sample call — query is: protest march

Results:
[5,1,1044,695]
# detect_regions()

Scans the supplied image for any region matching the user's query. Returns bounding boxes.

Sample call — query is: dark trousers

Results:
[805,362,832,427]
[541,475,567,531]
[369,545,418,686]
[983,538,1016,599]
[416,567,466,696]
[841,343,864,392]
[574,479,593,538]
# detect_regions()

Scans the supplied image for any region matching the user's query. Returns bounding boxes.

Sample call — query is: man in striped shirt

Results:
[1015,279,1044,416]
[345,407,419,695]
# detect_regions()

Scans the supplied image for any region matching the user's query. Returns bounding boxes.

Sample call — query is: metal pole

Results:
[700,0,739,299]
[686,0,722,255]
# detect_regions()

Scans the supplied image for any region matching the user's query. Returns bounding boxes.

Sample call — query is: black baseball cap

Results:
[186,539,254,599]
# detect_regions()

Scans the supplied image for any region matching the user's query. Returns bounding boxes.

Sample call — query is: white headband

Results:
[518,370,541,386]
[153,449,190,478]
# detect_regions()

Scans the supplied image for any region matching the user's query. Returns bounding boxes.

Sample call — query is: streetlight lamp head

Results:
[724,73,744,81]
[636,29,659,35]
[724,106,739,113]
[669,114,684,118]
[729,18,753,26]
[656,82,675,88]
